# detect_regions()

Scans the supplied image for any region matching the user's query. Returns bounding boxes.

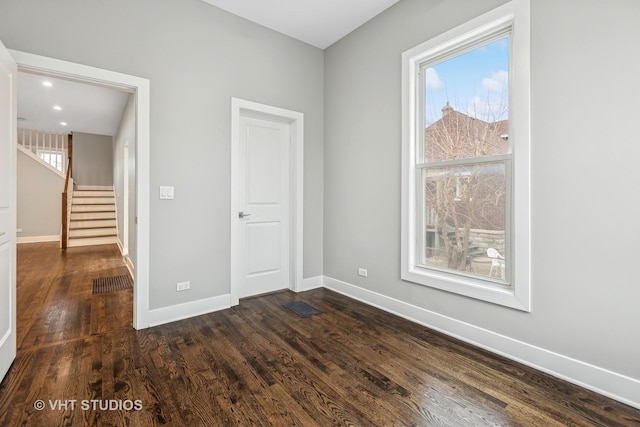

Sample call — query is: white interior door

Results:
[235,115,291,299]
[0,40,17,382]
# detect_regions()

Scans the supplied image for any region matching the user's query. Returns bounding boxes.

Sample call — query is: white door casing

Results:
[230,98,304,305]
[9,49,151,329]
[123,143,129,256]
[0,39,17,382]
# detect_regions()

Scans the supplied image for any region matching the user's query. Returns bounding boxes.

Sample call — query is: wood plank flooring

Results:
[1,243,639,426]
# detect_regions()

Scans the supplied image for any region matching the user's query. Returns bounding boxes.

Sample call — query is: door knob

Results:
[238,211,251,219]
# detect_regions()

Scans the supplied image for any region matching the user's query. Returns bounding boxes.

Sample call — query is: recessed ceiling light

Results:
[53,105,62,111]
[60,122,68,126]
[42,81,53,87]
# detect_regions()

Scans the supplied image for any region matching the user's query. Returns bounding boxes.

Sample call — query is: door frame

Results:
[0,39,17,383]
[10,49,151,329]
[230,98,304,306]
[122,143,129,256]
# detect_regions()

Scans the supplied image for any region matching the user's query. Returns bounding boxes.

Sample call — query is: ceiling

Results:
[201,0,401,49]
[17,72,130,137]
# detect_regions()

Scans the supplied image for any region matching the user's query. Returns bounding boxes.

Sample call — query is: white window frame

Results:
[401,0,531,311]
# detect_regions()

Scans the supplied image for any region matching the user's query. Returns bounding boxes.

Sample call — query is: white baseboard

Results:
[116,238,134,280]
[116,238,129,257]
[148,294,231,327]
[299,275,323,292]
[149,276,321,328]
[124,255,134,281]
[17,235,59,244]
[322,275,640,410]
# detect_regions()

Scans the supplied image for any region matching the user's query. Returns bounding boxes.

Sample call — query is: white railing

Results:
[17,128,69,174]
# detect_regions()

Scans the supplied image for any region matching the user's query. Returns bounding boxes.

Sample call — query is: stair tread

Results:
[75,185,113,191]
[71,205,116,213]
[70,212,116,220]
[72,197,115,205]
[69,227,117,238]
[68,236,118,247]
[70,219,117,229]
[73,190,115,197]
[65,186,117,247]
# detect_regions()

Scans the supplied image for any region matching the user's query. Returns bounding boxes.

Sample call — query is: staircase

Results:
[68,185,118,247]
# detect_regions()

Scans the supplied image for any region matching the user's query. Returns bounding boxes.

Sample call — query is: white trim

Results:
[10,49,151,330]
[299,275,323,292]
[230,98,304,306]
[322,275,640,410]
[123,254,134,281]
[17,235,59,244]
[148,294,231,327]
[0,327,10,349]
[116,237,135,279]
[116,239,124,257]
[122,144,129,256]
[400,0,531,311]
[116,237,127,257]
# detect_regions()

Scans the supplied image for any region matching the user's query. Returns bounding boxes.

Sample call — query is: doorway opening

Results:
[10,49,150,329]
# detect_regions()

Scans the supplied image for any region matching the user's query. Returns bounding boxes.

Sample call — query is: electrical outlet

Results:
[176,281,190,291]
[358,268,368,277]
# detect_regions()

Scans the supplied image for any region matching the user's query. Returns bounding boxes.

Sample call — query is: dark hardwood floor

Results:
[1,243,639,426]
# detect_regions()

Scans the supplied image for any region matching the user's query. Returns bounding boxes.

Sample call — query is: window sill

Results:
[402,266,530,311]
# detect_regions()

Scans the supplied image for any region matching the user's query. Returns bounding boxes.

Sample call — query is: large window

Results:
[401,0,530,310]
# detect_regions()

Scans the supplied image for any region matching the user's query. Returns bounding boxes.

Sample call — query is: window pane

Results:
[423,37,509,163]
[37,150,64,172]
[422,161,507,281]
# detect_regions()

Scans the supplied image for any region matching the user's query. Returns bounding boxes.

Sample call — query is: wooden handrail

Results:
[61,134,73,249]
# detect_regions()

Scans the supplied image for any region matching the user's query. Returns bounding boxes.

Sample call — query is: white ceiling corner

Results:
[201,0,401,49]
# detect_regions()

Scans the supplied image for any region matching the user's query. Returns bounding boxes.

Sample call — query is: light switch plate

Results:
[160,186,174,200]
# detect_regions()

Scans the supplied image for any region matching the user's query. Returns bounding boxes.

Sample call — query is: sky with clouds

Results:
[424,36,509,126]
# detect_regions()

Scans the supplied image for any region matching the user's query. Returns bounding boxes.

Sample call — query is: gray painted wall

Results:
[324,0,640,381]
[17,150,64,238]
[113,94,136,267]
[0,0,325,310]
[73,132,114,186]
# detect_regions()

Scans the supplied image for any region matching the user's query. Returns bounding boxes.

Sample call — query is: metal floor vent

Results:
[92,275,132,294]
[283,301,322,318]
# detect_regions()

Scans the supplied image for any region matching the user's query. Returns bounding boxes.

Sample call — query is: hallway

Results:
[16,243,132,351]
